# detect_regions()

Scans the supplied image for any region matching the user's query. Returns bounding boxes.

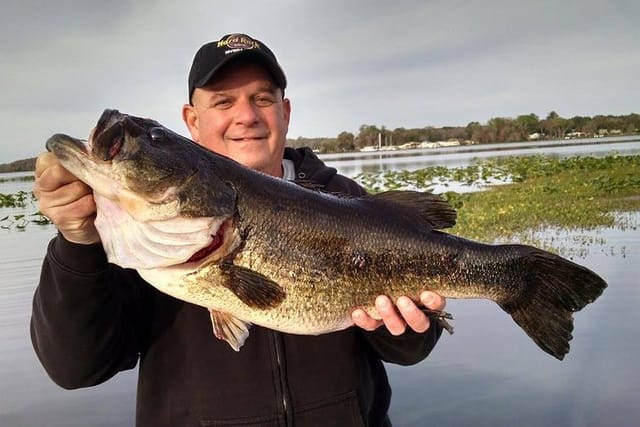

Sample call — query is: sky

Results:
[1,0,638,162]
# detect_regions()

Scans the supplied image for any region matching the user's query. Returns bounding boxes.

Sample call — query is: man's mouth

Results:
[228,135,268,142]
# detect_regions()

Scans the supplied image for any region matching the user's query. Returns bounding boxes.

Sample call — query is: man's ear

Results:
[282,97,291,129]
[182,103,200,141]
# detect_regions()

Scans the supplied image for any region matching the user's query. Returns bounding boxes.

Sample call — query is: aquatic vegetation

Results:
[0,191,31,208]
[0,212,50,230]
[0,191,50,230]
[0,175,34,184]
[356,155,640,253]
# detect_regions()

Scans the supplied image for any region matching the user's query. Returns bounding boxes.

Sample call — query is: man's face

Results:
[183,61,291,178]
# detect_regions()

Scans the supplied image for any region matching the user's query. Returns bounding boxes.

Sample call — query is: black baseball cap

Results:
[188,33,287,103]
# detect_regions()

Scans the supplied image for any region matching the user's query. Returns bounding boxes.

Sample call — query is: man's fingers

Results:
[354,292,448,335]
[351,309,382,331]
[420,291,446,311]
[36,164,80,193]
[35,152,59,178]
[376,295,406,336]
[397,296,429,333]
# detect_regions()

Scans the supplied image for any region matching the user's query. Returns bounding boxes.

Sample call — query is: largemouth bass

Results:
[46,109,607,360]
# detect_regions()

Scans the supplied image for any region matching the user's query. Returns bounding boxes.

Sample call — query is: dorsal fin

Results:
[369,190,457,229]
[294,179,457,229]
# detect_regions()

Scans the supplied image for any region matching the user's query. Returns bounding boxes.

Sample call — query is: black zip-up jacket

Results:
[31,147,442,426]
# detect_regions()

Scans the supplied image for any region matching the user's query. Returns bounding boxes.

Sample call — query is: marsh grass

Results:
[0,175,34,184]
[356,155,640,251]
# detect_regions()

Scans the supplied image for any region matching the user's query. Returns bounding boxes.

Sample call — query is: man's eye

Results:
[255,97,275,107]
[213,100,232,109]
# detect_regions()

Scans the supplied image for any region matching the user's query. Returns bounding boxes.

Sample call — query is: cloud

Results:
[1,0,638,161]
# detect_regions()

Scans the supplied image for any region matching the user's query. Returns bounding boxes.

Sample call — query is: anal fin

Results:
[209,309,252,351]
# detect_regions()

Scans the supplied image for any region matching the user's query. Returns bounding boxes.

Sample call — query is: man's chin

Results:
[233,152,281,177]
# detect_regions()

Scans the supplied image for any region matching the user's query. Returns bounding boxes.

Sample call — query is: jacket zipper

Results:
[271,331,293,427]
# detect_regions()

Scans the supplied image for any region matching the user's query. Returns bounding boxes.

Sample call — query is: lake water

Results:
[1,138,639,426]
[321,135,640,177]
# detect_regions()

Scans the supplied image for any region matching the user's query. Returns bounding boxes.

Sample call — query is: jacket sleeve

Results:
[30,234,147,389]
[361,322,443,366]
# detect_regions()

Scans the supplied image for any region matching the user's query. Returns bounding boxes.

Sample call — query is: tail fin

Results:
[498,248,607,360]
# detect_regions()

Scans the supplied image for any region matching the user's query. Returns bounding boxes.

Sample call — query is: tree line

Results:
[287,112,640,153]
[0,158,36,173]
[2,112,639,172]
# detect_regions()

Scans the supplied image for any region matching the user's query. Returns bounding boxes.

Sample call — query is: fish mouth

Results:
[90,109,150,161]
[45,133,89,157]
[45,109,130,163]
[92,109,122,145]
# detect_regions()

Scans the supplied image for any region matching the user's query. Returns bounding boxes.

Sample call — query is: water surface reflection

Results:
[387,223,640,427]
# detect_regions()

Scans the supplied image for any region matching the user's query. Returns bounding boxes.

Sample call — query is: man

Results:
[31,33,446,426]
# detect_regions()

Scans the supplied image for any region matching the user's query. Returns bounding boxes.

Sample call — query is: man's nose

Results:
[233,99,260,125]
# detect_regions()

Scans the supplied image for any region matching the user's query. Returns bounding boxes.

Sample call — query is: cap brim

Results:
[193,50,286,92]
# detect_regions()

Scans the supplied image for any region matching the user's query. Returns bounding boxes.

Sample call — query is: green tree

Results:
[336,131,355,152]
[542,112,570,139]
[355,124,381,148]
[515,113,541,139]
[487,117,510,142]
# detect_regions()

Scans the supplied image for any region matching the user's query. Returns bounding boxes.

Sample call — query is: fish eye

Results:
[149,127,166,141]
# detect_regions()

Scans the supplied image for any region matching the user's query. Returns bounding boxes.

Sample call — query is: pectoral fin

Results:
[220,263,286,309]
[209,309,252,351]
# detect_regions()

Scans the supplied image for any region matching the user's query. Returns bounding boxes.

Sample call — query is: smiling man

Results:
[183,59,290,177]
[31,33,446,426]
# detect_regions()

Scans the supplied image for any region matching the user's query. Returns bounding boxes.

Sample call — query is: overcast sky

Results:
[1,0,638,162]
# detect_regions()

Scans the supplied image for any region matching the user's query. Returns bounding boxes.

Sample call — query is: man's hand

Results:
[33,152,100,244]
[352,291,446,335]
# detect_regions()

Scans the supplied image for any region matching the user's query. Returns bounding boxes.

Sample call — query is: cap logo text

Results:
[217,34,260,53]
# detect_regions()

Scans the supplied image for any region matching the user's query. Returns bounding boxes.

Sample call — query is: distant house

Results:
[565,131,585,139]
[419,139,461,148]
[360,145,379,152]
[419,141,439,148]
[399,141,420,150]
[439,139,461,147]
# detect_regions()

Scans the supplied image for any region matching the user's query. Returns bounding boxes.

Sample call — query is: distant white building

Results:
[399,141,420,150]
[565,131,585,139]
[420,140,461,148]
[437,139,461,147]
[360,146,379,152]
